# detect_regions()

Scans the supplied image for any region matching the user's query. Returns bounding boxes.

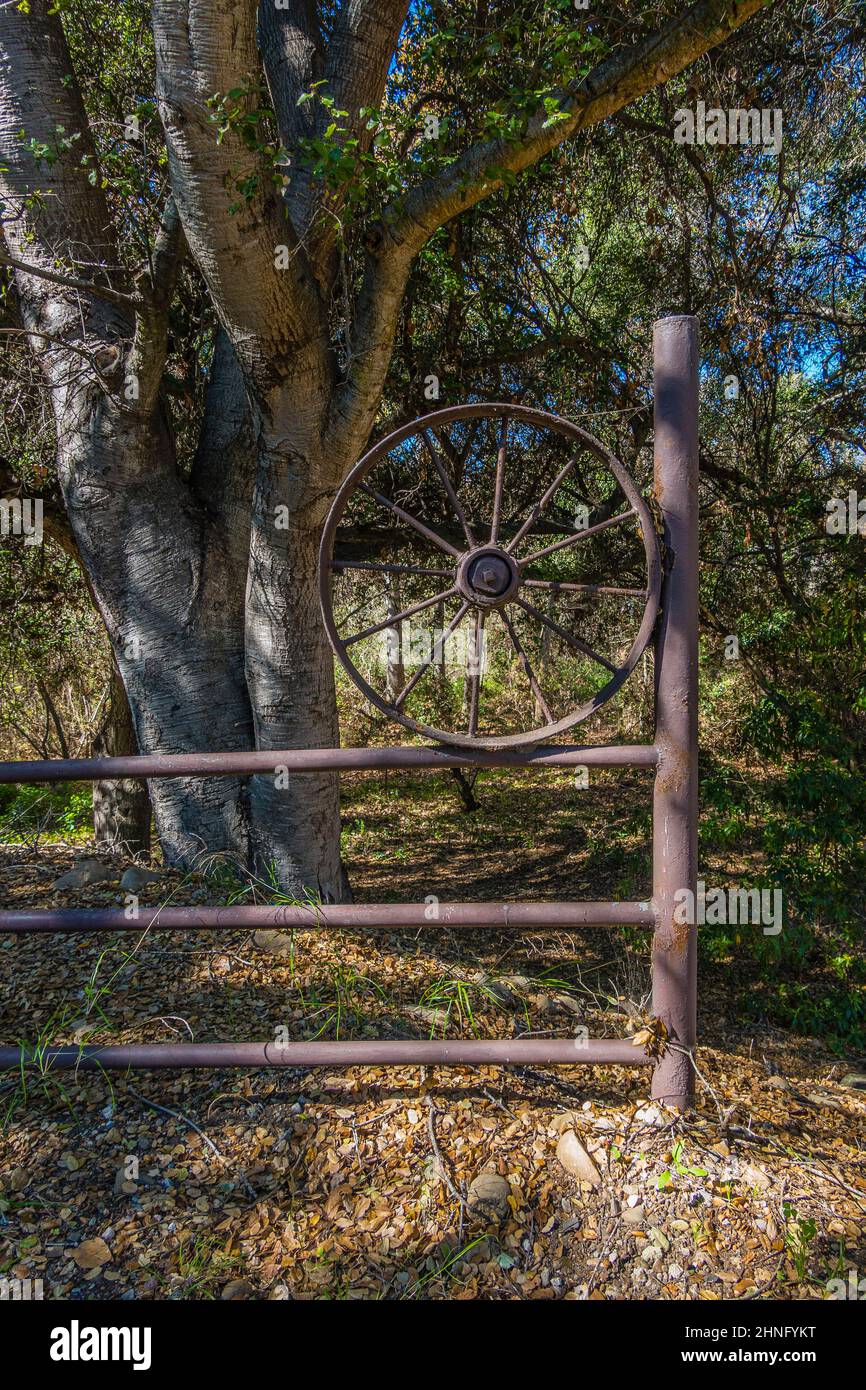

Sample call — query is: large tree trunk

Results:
[0,3,256,874]
[246,517,345,900]
[55,397,255,870]
[242,367,347,899]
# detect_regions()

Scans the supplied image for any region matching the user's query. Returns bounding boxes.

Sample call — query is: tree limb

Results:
[153,0,328,396]
[383,0,775,257]
[261,0,409,291]
[0,250,142,311]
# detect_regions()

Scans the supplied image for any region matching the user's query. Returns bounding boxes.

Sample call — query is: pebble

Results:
[52,859,119,889]
[634,1104,666,1126]
[555,1131,602,1187]
[119,866,163,892]
[467,1171,511,1221]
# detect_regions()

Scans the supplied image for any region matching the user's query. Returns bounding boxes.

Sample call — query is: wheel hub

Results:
[456,546,521,608]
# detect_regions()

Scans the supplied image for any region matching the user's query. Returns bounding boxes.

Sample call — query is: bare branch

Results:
[0,250,141,311]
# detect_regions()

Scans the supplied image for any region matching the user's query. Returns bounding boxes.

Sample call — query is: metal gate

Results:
[0,315,699,1108]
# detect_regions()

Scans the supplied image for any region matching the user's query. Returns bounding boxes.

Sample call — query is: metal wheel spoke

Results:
[499,607,554,724]
[359,482,462,558]
[514,596,617,674]
[465,610,486,736]
[332,560,453,579]
[490,417,508,543]
[523,579,647,598]
[505,453,582,553]
[345,586,458,647]
[420,428,476,548]
[393,601,471,708]
[519,508,636,568]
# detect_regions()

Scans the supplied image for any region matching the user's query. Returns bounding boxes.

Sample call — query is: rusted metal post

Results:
[651,315,699,1109]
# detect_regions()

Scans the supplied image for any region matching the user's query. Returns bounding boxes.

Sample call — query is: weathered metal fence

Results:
[0,315,699,1107]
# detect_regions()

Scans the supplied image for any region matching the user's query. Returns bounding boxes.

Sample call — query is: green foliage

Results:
[0,783,92,842]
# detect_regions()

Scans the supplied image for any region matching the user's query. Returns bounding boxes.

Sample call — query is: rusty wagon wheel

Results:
[319,403,662,749]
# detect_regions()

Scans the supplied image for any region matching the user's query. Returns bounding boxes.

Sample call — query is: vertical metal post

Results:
[651,315,699,1108]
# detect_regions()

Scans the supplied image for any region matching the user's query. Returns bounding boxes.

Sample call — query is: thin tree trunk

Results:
[245,512,346,902]
[384,575,405,702]
[92,658,151,856]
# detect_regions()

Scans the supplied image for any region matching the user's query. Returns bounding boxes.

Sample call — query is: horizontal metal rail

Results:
[0,900,655,933]
[0,1039,653,1070]
[0,742,658,784]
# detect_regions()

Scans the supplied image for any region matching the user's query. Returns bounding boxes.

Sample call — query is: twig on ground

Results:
[127,1085,258,1201]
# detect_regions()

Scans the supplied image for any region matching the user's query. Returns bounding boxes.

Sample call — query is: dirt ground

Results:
[1,768,864,1301]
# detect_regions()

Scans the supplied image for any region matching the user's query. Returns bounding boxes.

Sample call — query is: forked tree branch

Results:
[153,0,328,394]
[260,0,409,291]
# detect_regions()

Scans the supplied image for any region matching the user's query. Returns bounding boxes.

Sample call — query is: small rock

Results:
[807,1091,844,1112]
[668,1263,684,1280]
[72,1238,111,1271]
[221,1279,255,1300]
[634,1104,666,1126]
[467,1171,511,1221]
[119,866,162,893]
[622,1206,646,1226]
[404,1005,449,1031]
[52,859,118,889]
[477,975,517,1006]
[841,1072,866,1091]
[550,1111,583,1135]
[550,992,582,1016]
[741,1163,771,1189]
[648,1226,670,1252]
[764,1074,791,1091]
[113,1170,137,1196]
[555,1131,602,1187]
[640,1244,660,1263]
[8,1167,28,1192]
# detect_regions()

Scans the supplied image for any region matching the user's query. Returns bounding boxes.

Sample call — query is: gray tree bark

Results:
[92,659,152,857]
